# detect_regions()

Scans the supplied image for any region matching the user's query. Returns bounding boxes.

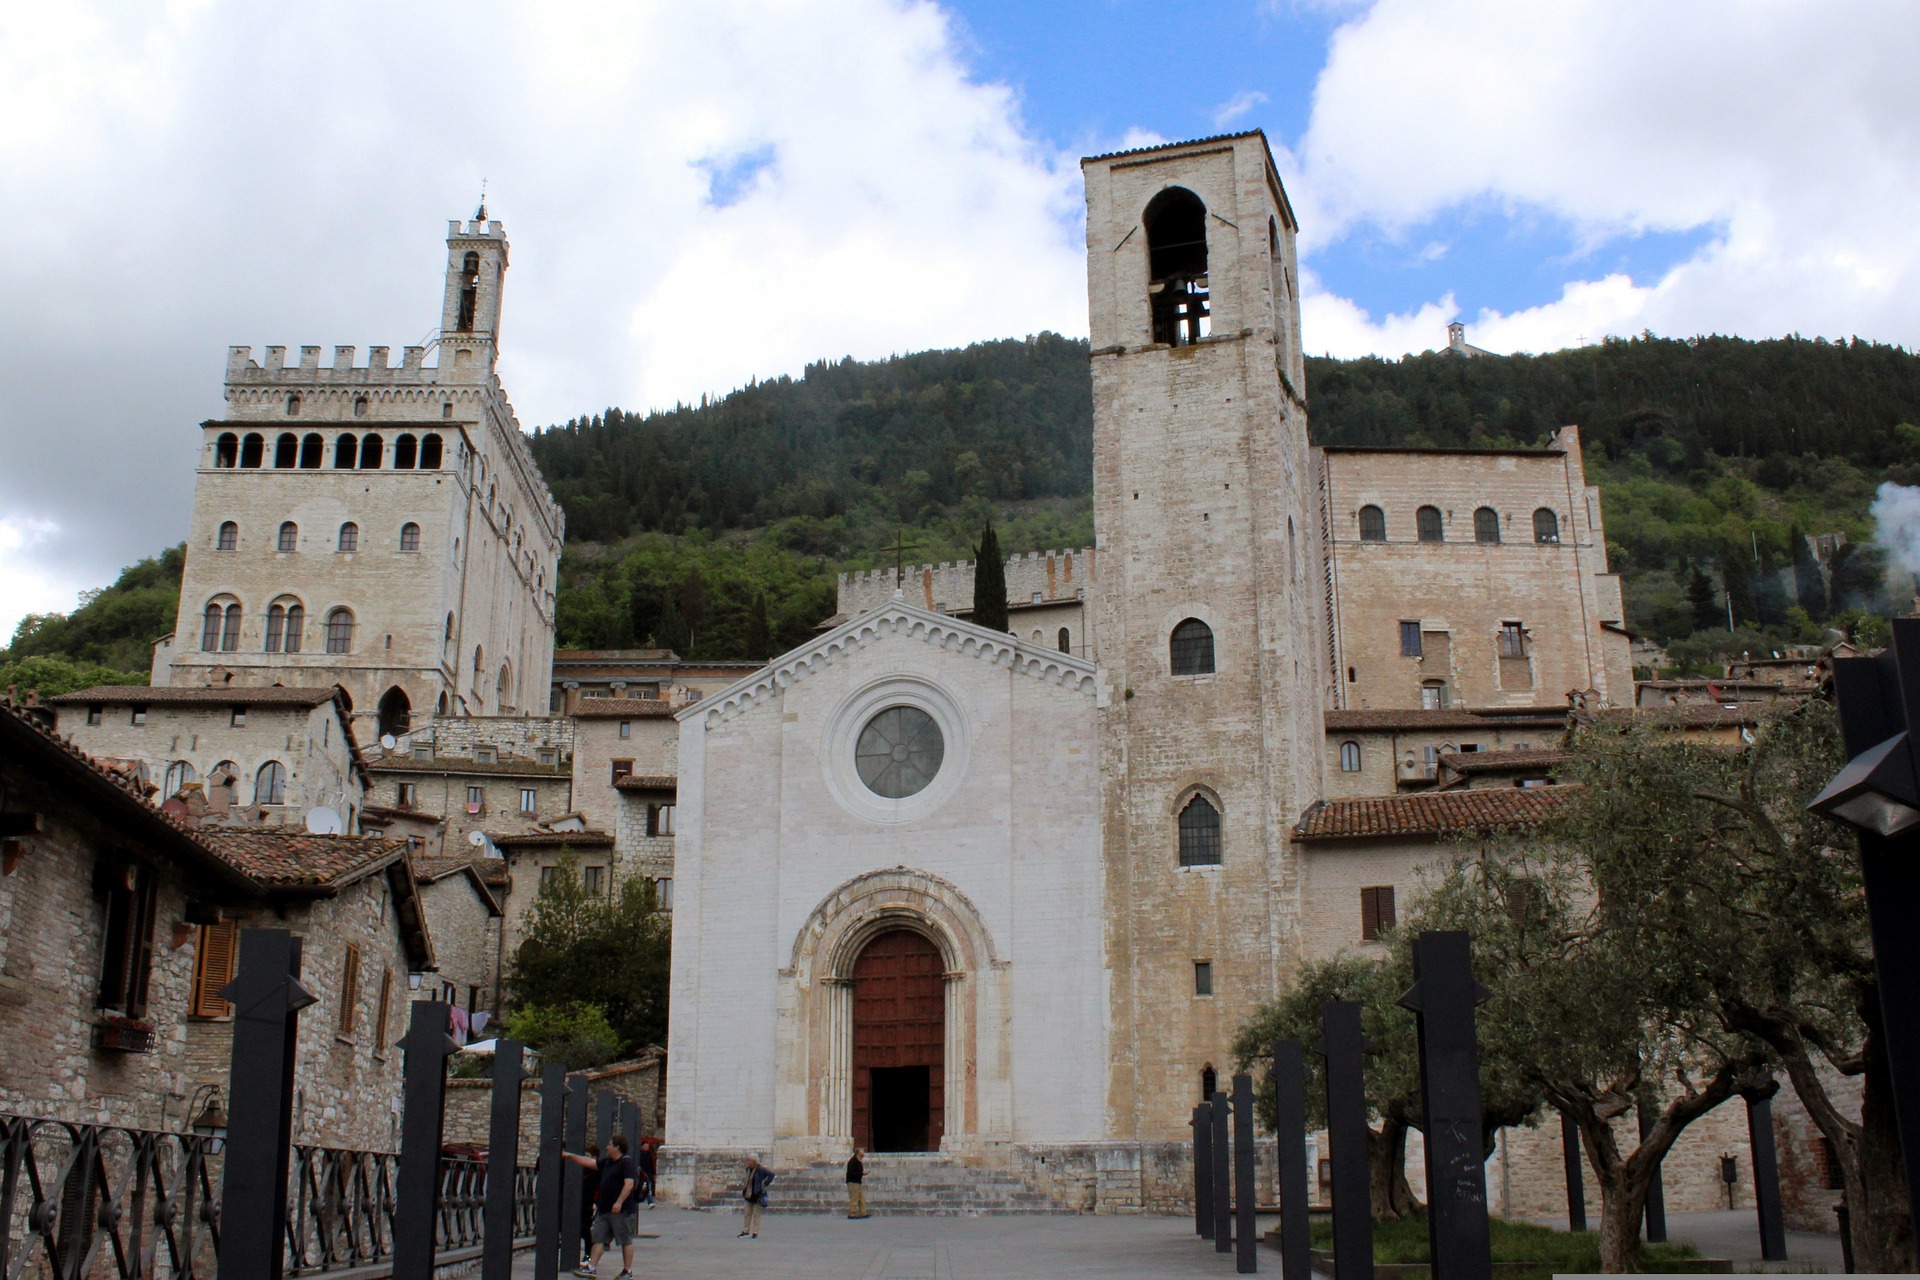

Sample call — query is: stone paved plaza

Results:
[518,1208,1848,1279]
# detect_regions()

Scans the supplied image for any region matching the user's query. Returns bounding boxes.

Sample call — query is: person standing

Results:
[564,1134,639,1278]
[738,1155,775,1238]
[575,1142,600,1268]
[845,1148,868,1219]
[637,1138,657,1209]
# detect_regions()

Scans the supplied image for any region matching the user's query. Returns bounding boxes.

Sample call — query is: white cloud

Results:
[0,518,84,646]
[0,0,1086,605]
[1293,0,1920,356]
[1211,90,1269,128]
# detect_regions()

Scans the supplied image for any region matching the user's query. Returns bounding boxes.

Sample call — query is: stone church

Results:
[661,131,1633,1209]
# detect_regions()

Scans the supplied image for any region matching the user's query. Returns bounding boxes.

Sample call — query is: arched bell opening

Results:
[377,686,412,739]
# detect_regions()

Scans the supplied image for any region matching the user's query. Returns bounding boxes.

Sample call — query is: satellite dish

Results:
[468,830,488,847]
[380,734,398,751]
[306,807,343,835]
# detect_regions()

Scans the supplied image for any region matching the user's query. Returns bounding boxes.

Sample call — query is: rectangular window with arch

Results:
[1338,741,1363,773]
[1360,885,1397,941]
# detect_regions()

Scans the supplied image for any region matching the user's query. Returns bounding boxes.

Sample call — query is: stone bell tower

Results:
[1082,131,1327,1141]
[439,207,509,380]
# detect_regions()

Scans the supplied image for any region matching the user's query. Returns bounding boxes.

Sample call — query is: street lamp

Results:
[1811,615,1920,1234]
[189,1084,228,1152]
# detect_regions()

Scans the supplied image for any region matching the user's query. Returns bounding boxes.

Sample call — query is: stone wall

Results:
[443,1052,665,1151]
[838,549,1095,634]
[1322,718,1564,797]
[367,761,572,858]
[416,872,503,1014]
[411,716,574,761]
[1770,1070,1854,1232]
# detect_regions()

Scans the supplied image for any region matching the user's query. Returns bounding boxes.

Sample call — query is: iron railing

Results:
[2,1114,536,1279]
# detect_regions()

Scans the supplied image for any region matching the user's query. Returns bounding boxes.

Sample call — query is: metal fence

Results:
[1,1114,535,1279]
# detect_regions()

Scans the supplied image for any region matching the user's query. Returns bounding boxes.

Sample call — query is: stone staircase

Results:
[734,1153,1070,1215]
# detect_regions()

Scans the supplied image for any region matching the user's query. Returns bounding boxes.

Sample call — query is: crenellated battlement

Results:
[837,547,1096,617]
[225,343,461,385]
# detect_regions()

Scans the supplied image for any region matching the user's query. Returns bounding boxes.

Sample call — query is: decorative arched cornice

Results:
[786,867,1004,982]
[683,599,1100,729]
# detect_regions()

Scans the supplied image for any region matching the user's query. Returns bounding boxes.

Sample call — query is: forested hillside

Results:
[11,332,1918,682]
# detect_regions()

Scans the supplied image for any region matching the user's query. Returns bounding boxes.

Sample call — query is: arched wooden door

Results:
[850,929,945,1152]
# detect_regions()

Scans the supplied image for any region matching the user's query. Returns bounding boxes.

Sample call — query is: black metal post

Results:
[1272,1039,1311,1280]
[534,1061,566,1280]
[481,1038,526,1280]
[1828,632,1920,1235]
[1317,1001,1374,1280]
[1560,1112,1587,1232]
[1233,1073,1258,1274]
[622,1095,641,1160]
[1190,1105,1205,1235]
[1745,1088,1788,1261]
[596,1089,616,1154]
[1193,1102,1212,1238]
[215,929,314,1280]
[562,1074,589,1267]
[1212,1089,1232,1253]
[1637,1098,1668,1243]
[1399,931,1492,1280]
[393,1001,458,1280]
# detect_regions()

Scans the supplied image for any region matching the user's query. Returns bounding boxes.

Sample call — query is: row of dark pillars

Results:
[210,928,638,1280]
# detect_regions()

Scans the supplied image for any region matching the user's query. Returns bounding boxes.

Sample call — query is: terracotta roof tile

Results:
[197,829,410,889]
[1325,708,1569,732]
[614,774,677,792]
[570,699,679,719]
[1594,706,1764,728]
[1437,750,1571,774]
[1295,786,1575,841]
[1083,129,1266,164]
[490,830,614,848]
[415,854,510,890]
[369,757,569,778]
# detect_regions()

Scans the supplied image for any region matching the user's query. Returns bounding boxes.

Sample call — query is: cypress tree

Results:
[972,521,1009,632]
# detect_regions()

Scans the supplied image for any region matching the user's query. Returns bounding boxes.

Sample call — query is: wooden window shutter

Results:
[191,921,239,1018]
[1378,885,1397,933]
[1360,886,1397,941]
[374,967,394,1053]
[338,944,362,1036]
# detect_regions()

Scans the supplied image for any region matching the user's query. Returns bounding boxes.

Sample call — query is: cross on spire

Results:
[886,527,921,593]
[475,178,488,222]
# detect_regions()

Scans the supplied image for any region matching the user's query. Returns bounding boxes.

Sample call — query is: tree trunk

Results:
[1594,1171,1650,1275]
[1851,1012,1917,1273]
[1367,1115,1421,1221]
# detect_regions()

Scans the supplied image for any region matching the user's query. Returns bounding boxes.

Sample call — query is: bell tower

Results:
[1082,131,1326,1140]
[440,208,509,380]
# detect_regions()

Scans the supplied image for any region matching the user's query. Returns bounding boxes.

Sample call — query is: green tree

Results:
[1718,539,1758,627]
[972,520,1009,632]
[0,654,152,698]
[501,1001,622,1069]
[506,855,671,1055]
[1685,563,1721,632]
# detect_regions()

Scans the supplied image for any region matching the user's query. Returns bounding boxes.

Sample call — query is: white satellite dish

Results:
[468,830,488,847]
[380,734,398,751]
[306,807,344,835]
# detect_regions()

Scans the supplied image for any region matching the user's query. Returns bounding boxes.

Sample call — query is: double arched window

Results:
[265,599,305,653]
[1358,505,1386,541]
[216,521,238,552]
[1416,505,1445,543]
[1533,508,1560,544]
[324,608,355,654]
[1178,794,1222,866]
[337,522,359,553]
[1474,507,1501,544]
[399,522,421,551]
[201,599,242,652]
[254,760,287,806]
[1170,618,1215,675]
[277,521,298,553]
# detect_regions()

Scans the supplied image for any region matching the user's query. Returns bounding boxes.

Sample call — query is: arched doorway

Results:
[851,929,945,1152]
[377,686,412,739]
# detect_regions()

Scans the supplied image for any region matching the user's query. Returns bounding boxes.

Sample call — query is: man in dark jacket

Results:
[737,1156,775,1238]
[845,1148,868,1219]
[565,1135,639,1277]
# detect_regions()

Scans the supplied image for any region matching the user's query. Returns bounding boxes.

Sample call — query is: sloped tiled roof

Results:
[1295,785,1576,841]
[369,757,569,778]
[1083,129,1266,163]
[614,774,677,792]
[1437,750,1571,774]
[571,699,679,719]
[197,829,410,889]
[1594,706,1764,729]
[47,685,340,707]
[490,830,614,848]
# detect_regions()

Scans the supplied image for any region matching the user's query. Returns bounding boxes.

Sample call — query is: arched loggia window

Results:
[1145,187,1210,346]
[274,433,298,467]
[359,434,383,469]
[299,433,324,468]
[239,433,264,468]
[333,434,357,469]
[214,433,238,468]
[419,434,443,469]
[393,434,417,469]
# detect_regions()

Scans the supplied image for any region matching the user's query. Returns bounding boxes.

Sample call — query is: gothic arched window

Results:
[1533,508,1560,544]
[399,522,421,552]
[200,602,223,652]
[254,760,287,806]
[239,433,264,468]
[324,608,355,654]
[1358,505,1387,542]
[163,760,196,797]
[1416,505,1445,543]
[216,521,238,552]
[1178,794,1222,866]
[1058,627,1071,654]
[299,433,324,468]
[214,433,238,468]
[274,433,298,468]
[358,434,383,469]
[337,522,359,553]
[1474,506,1501,544]
[277,521,298,553]
[1144,187,1210,346]
[419,434,443,469]
[1340,741,1363,773]
[1170,618,1215,676]
[333,434,357,469]
[393,434,417,469]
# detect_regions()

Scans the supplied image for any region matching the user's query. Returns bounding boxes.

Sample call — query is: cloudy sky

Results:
[3,0,1917,640]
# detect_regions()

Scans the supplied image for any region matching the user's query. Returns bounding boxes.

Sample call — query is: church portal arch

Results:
[781,868,1008,1151]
